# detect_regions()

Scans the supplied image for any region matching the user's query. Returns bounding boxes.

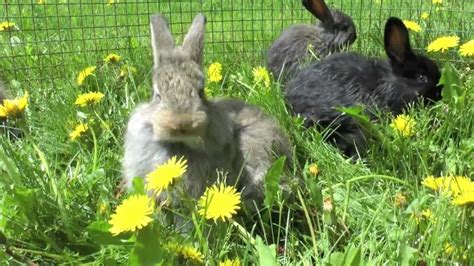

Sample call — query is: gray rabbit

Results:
[122,13,292,214]
[267,0,356,81]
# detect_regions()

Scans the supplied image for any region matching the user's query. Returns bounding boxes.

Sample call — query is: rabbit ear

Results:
[182,13,206,66]
[150,14,175,66]
[384,17,414,65]
[302,0,335,28]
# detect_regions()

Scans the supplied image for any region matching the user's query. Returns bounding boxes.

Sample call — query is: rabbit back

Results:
[268,25,326,80]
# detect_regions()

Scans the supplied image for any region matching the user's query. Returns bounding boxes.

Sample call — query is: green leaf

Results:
[335,105,370,123]
[255,236,277,266]
[308,181,323,212]
[132,177,145,195]
[399,243,418,266]
[129,225,165,265]
[439,63,461,103]
[327,244,362,266]
[86,221,130,246]
[264,156,286,207]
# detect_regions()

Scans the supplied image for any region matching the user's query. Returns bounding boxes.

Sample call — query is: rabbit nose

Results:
[153,110,208,134]
[161,114,205,132]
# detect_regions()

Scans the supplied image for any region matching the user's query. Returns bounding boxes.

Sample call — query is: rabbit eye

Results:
[416,74,428,83]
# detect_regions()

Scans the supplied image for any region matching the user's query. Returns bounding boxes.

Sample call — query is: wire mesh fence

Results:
[0,0,472,83]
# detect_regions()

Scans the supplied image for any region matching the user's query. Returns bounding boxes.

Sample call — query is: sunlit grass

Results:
[0,0,473,264]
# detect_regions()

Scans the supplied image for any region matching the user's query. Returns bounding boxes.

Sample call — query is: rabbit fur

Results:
[285,17,442,157]
[267,0,356,81]
[122,13,292,213]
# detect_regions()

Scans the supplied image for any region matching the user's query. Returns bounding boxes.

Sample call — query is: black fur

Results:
[285,17,442,157]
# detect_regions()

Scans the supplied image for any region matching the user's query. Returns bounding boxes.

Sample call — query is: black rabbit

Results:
[267,0,356,81]
[285,17,442,157]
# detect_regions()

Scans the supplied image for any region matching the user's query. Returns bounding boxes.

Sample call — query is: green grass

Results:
[0,0,473,264]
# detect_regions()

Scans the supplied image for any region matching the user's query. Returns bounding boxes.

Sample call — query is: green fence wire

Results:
[0,0,472,83]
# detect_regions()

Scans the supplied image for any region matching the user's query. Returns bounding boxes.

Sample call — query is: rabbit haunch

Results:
[285,17,442,157]
[122,13,292,212]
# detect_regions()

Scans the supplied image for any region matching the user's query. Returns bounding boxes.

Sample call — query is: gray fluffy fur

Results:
[123,13,292,214]
[267,0,356,81]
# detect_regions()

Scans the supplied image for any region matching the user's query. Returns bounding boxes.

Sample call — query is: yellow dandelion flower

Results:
[411,209,434,224]
[390,114,416,137]
[69,123,88,141]
[0,91,28,119]
[252,66,271,88]
[107,0,118,5]
[219,259,241,266]
[427,36,460,53]
[103,53,121,63]
[0,21,16,31]
[119,64,137,79]
[145,156,187,194]
[421,175,442,191]
[421,209,433,219]
[445,243,454,255]
[165,243,204,263]
[208,62,223,83]
[422,175,473,197]
[98,201,109,214]
[446,176,473,195]
[402,20,421,33]
[37,0,46,4]
[452,185,474,206]
[421,12,429,20]
[308,163,319,176]
[432,0,442,4]
[108,194,154,235]
[198,183,241,222]
[459,39,474,57]
[394,192,407,208]
[76,66,96,86]
[74,92,105,107]
[410,212,422,224]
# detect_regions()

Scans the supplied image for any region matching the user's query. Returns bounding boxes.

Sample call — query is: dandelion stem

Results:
[90,126,98,171]
[297,189,318,259]
[9,246,68,261]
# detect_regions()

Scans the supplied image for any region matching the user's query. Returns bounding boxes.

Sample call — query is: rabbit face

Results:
[148,14,209,145]
[151,58,208,143]
[303,0,356,49]
[392,54,442,103]
[329,10,356,47]
[384,17,442,104]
